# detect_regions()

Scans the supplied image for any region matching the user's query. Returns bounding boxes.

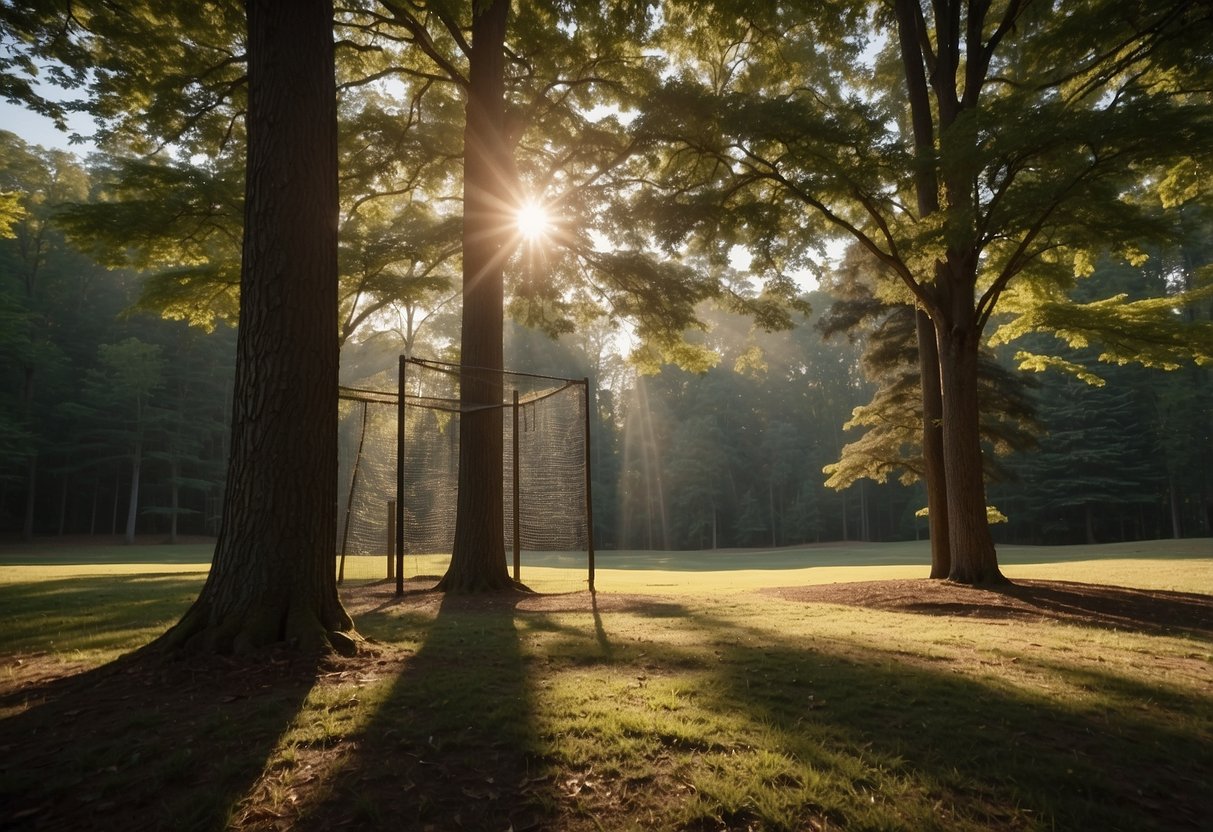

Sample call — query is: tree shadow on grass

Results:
[525,594,1210,831]
[999,579,1213,636]
[292,589,555,831]
[0,574,206,655]
[687,612,1212,831]
[774,578,1213,638]
[0,646,322,831]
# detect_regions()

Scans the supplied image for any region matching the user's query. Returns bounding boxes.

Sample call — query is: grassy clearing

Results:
[0,540,1210,830]
[0,573,205,665]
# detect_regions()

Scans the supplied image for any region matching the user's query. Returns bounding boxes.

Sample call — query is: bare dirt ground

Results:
[766,578,1213,637]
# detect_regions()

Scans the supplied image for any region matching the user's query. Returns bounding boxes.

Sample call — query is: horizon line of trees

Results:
[3,128,1211,550]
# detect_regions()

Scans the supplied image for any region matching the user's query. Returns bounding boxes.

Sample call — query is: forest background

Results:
[1,1,1211,555]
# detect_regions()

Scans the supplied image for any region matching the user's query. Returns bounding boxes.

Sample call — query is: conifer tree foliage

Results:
[991,246,1213,543]
[817,249,1038,577]
[0,132,91,539]
[161,0,356,655]
[1018,368,1162,544]
[0,132,234,540]
[6,0,1210,580]
[83,338,166,545]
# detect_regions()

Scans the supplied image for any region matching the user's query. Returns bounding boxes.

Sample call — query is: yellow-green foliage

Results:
[991,283,1213,380]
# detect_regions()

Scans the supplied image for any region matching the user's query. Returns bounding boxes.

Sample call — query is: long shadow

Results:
[0,647,321,831]
[294,589,554,830]
[520,594,1210,830]
[590,591,613,659]
[846,580,1213,638]
[0,574,206,655]
[683,611,1212,831]
[999,579,1213,637]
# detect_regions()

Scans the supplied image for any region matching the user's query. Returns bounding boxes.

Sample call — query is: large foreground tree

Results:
[438,0,515,592]
[640,0,1213,583]
[883,0,1213,581]
[162,0,356,655]
[391,1,734,591]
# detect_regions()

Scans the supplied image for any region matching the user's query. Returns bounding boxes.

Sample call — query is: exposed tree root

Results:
[156,595,360,657]
[434,570,533,595]
[946,570,1012,588]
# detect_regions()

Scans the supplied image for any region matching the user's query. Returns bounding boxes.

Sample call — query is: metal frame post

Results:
[512,389,521,582]
[395,355,406,596]
[337,400,370,585]
[583,377,595,592]
[386,499,396,580]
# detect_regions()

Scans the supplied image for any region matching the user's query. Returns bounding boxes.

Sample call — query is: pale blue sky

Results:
[1,97,94,154]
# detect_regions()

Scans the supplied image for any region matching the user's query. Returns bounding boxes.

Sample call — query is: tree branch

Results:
[378,1,469,88]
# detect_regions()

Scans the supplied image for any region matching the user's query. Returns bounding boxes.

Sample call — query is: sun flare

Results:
[515,201,552,241]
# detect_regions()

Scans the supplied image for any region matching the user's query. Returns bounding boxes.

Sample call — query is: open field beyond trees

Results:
[1,539,1210,831]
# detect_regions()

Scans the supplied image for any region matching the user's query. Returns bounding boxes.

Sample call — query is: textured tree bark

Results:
[895,0,952,578]
[438,0,518,593]
[916,311,951,578]
[123,435,141,545]
[937,297,1005,585]
[159,0,356,655]
[21,366,36,541]
[169,459,180,544]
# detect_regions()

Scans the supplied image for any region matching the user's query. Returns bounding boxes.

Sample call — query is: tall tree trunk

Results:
[22,452,36,541]
[57,473,68,536]
[111,466,120,535]
[169,459,180,544]
[937,318,1004,584]
[895,0,952,577]
[859,479,870,541]
[20,366,36,542]
[1168,477,1182,539]
[769,480,776,546]
[124,437,142,544]
[89,477,98,535]
[917,312,951,577]
[439,0,515,592]
[160,0,354,655]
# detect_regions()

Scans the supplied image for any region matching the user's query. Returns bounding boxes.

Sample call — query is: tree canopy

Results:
[2,0,1211,591]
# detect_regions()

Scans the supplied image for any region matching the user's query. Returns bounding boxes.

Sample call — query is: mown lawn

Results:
[0,539,1210,831]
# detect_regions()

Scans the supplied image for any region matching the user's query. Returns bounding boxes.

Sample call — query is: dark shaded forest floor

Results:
[2,578,1210,831]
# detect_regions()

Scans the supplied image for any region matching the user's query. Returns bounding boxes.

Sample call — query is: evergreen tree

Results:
[82,338,166,544]
[0,131,91,537]
[1013,363,1164,544]
[818,250,1038,570]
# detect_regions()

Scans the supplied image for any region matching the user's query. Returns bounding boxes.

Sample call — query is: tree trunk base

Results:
[946,570,1012,588]
[434,571,533,595]
[156,596,359,657]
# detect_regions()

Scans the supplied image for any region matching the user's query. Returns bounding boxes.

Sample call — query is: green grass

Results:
[0,572,205,661]
[0,539,1210,830]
